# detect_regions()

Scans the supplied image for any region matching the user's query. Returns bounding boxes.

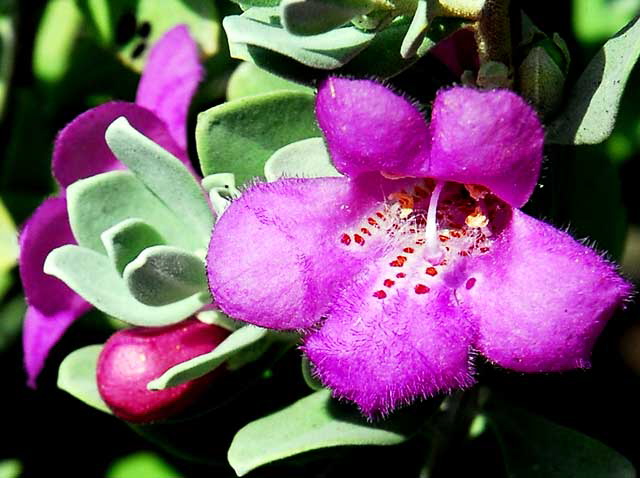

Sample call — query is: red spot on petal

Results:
[390,260,403,267]
[396,273,406,278]
[376,212,385,219]
[397,256,407,265]
[459,250,469,257]
[439,235,449,242]
[414,284,430,294]
[354,234,365,245]
[373,290,387,299]
[480,247,489,253]
[361,227,371,236]
[416,238,426,245]
[466,278,476,289]
[383,279,395,287]
[340,234,351,245]
[425,267,438,276]
[450,231,461,238]
[403,247,414,253]
[368,217,378,226]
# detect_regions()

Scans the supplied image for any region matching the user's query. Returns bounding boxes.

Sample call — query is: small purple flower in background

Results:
[208,77,632,416]
[19,25,203,387]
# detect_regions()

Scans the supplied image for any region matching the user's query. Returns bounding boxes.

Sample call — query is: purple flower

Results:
[19,25,203,387]
[207,77,632,416]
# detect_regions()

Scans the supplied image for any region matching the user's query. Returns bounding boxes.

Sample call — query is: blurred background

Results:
[1,1,640,476]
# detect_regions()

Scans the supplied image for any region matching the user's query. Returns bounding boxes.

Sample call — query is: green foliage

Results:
[76,0,220,72]
[57,344,112,414]
[123,246,208,306]
[45,245,209,326]
[228,389,417,476]
[226,61,312,100]
[489,406,635,478]
[105,118,213,248]
[548,15,640,144]
[196,91,320,185]
[280,0,375,36]
[264,137,342,181]
[106,452,179,478]
[101,218,167,275]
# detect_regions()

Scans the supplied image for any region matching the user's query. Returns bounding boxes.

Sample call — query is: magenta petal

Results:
[425,87,544,208]
[53,101,189,188]
[135,25,203,151]
[19,197,91,386]
[207,176,392,330]
[304,287,476,416]
[315,77,430,178]
[463,210,632,372]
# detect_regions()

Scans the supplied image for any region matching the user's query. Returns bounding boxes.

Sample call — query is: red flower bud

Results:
[97,318,230,423]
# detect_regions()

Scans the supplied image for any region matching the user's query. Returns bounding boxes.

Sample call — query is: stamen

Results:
[424,180,445,261]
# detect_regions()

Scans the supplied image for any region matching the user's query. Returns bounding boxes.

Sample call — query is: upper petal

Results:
[460,209,632,372]
[135,25,204,151]
[304,285,476,417]
[424,87,544,208]
[315,77,430,178]
[207,175,397,330]
[18,197,91,386]
[53,101,189,188]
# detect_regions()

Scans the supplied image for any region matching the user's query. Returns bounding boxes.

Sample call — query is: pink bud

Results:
[97,318,230,423]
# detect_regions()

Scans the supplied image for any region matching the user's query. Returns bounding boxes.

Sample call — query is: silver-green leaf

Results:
[57,344,111,414]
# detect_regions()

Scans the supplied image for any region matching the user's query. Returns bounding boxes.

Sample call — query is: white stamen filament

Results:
[424,180,445,260]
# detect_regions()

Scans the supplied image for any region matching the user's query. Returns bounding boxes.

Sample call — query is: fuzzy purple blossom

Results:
[19,25,203,387]
[207,77,632,416]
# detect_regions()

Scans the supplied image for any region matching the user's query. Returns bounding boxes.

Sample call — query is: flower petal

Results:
[461,210,632,372]
[18,197,91,386]
[53,102,188,188]
[315,77,430,178]
[207,175,394,330]
[303,286,476,417]
[135,25,204,151]
[425,87,544,208]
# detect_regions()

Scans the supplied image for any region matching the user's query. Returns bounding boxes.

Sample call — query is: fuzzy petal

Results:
[462,210,632,372]
[425,87,544,208]
[304,286,476,416]
[53,101,188,188]
[19,197,91,386]
[207,175,398,330]
[315,77,430,178]
[135,25,203,151]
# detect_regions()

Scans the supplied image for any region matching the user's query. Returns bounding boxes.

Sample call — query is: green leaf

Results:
[0,3,16,120]
[224,13,375,69]
[123,245,207,306]
[231,0,281,7]
[77,0,220,72]
[57,344,112,414]
[45,245,209,326]
[196,91,320,185]
[0,459,22,478]
[489,406,635,478]
[106,452,179,478]
[300,356,323,391]
[105,117,213,248]
[228,389,412,476]
[573,0,640,45]
[0,296,24,354]
[147,325,270,390]
[0,196,17,274]
[281,0,373,36]
[264,137,342,180]
[32,0,83,85]
[340,17,464,78]
[67,171,200,253]
[227,61,312,100]
[547,15,640,145]
[400,0,429,58]
[101,218,167,275]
